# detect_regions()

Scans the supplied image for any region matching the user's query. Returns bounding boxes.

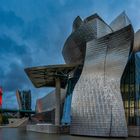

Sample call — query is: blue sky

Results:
[0,0,140,109]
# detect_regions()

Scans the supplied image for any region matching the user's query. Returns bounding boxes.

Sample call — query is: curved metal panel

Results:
[110,12,131,32]
[36,89,66,113]
[70,25,134,137]
[62,14,112,64]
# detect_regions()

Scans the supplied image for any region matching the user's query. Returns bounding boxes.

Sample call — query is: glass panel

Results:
[130,100,134,108]
[125,101,129,108]
[130,108,134,117]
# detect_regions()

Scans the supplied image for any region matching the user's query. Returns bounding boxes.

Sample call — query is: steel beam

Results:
[55,77,61,126]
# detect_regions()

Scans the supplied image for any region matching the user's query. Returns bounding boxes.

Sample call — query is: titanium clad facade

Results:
[62,14,112,64]
[25,12,140,137]
[110,12,131,32]
[70,25,134,137]
[36,89,66,113]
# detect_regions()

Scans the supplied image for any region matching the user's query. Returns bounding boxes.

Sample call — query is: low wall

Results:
[27,124,69,134]
[128,126,140,137]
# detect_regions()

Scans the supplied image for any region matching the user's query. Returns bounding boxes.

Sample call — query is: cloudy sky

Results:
[0,0,140,110]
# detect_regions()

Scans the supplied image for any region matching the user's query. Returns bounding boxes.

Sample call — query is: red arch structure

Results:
[0,87,3,108]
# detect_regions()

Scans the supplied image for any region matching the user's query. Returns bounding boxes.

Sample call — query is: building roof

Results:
[62,13,113,64]
[110,11,131,32]
[25,64,78,88]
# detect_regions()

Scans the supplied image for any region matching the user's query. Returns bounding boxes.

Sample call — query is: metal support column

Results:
[55,77,61,126]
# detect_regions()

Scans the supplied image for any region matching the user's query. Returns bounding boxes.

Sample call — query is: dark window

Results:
[121,54,140,126]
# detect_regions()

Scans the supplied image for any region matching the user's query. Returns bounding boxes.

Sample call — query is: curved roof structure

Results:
[62,12,133,65]
[25,64,78,88]
[110,11,131,32]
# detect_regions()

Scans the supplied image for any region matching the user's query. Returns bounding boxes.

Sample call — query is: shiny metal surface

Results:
[70,25,134,137]
[36,89,66,113]
[24,12,137,137]
[62,14,112,64]
[110,11,131,32]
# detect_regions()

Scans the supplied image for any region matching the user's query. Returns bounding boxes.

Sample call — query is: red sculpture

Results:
[0,87,3,107]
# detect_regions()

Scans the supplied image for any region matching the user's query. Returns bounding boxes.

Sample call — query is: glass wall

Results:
[121,53,140,126]
[135,52,140,126]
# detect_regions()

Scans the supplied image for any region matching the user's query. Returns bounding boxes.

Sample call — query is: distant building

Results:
[16,90,31,111]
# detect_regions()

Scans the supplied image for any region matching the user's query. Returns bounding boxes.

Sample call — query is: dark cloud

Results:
[3,62,28,92]
[0,35,27,55]
[0,7,57,109]
[22,20,44,40]
[0,8,24,28]
[0,0,140,109]
[0,35,33,103]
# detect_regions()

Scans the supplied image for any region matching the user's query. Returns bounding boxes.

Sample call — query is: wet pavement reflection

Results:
[0,128,139,140]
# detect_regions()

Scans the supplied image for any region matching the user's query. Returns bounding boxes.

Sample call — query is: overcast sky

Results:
[0,0,140,110]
